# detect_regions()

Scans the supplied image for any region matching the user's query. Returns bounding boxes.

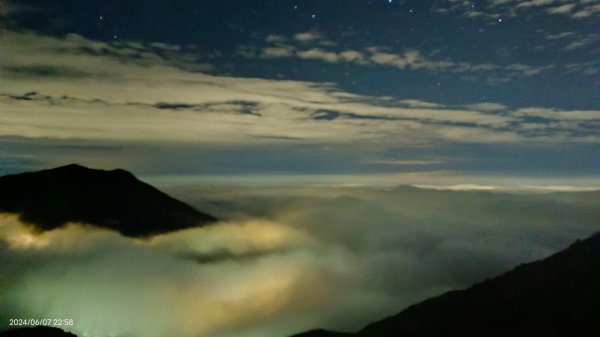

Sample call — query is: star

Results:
[311,14,316,19]
[498,18,503,23]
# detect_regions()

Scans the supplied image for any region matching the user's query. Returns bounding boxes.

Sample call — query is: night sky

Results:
[1,0,599,184]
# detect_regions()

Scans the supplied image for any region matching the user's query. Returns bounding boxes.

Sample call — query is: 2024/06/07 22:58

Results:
[8,318,74,327]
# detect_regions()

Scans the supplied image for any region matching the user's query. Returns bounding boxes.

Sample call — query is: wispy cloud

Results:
[516,0,559,9]
[293,31,322,42]
[373,159,445,166]
[438,0,600,20]
[0,31,527,146]
[248,34,556,79]
[297,48,340,63]
[261,45,295,58]
[1,31,599,175]
[546,3,577,14]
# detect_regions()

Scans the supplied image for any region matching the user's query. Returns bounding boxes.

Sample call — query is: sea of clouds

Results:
[1,185,599,337]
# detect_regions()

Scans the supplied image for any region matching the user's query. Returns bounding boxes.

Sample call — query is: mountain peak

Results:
[56,163,89,170]
[0,164,217,237]
[42,164,135,179]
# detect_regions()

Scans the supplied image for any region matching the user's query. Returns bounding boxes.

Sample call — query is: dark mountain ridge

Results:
[0,327,76,337]
[293,231,600,337]
[0,164,217,237]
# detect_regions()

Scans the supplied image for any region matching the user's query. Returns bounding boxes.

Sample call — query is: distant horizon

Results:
[144,173,600,191]
[3,164,600,191]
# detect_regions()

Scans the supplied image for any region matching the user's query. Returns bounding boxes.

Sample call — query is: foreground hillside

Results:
[294,231,600,337]
[0,327,76,337]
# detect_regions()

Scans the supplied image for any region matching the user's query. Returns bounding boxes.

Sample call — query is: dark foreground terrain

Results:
[0,164,217,237]
[294,231,600,337]
[0,327,76,337]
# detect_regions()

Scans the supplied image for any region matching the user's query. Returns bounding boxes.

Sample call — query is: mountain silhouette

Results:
[292,231,600,337]
[292,330,351,337]
[0,326,76,337]
[0,164,217,237]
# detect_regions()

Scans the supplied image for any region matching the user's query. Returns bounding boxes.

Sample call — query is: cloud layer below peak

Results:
[2,185,600,337]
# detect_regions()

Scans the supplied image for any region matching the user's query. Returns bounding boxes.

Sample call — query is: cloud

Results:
[564,35,597,50]
[265,34,287,44]
[1,31,599,175]
[572,3,600,17]
[2,65,90,78]
[564,61,600,75]
[297,48,340,63]
[438,0,600,21]
[465,102,508,112]
[542,30,599,51]
[372,159,444,166]
[412,184,499,191]
[0,215,329,337]
[513,107,600,121]
[261,46,295,58]
[516,0,558,9]
[398,99,444,109]
[369,49,441,70]
[545,32,575,40]
[293,32,322,42]
[255,33,555,78]
[338,50,366,63]
[505,63,553,76]
[0,0,40,18]
[546,3,576,14]
[3,186,600,337]
[0,31,534,146]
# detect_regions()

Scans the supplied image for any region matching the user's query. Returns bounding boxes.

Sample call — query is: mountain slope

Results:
[0,164,217,237]
[293,231,600,337]
[0,327,76,337]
